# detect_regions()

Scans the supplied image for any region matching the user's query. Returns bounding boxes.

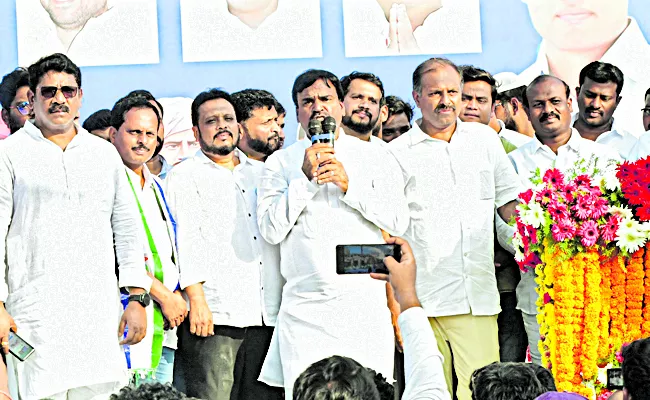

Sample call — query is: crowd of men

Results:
[0,51,649,400]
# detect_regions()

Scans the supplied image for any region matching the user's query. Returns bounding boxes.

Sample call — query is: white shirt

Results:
[399,307,451,400]
[517,18,650,135]
[16,0,159,67]
[497,119,533,148]
[165,149,282,327]
[125,165,180,365]
[342,0,481,57]
[507,129,621,314]
[0,121,150,399]
[631,131,650,160]
[180,0,322,62]
[389,120,523,317]
[257,133,409,394]
[571,115,640,161]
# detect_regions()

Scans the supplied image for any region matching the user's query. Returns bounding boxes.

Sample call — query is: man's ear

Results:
[412,90,421,108]
[380,104,389,123]
[108,126,117,144]
[192,126,200,142]
[511,98,520,114]
[1,109,9,127]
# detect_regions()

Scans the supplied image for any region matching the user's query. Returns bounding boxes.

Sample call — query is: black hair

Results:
[385,95,414,122]
[82,109,112,132]
[622,337,650,400]
[0,68,30,110]
[126,89,164,118]
[191,88,234,126]
[292,69,344,108]
[527,363,556,392]
[110,95,161,130]
[275,99,286,116]
[578,61,624,97]
[110,382,194,400]
[293,355,381,400]
[523,75,571,109]
[496,85,526,107]
[27,53,81,94]
[470,362,546,400]
[413,57,462,94]
[231,89,279,122]
[341,71,386,106]
[460,65,497,104]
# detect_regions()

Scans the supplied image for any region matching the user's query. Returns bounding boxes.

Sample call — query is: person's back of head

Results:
[82,109,111,132]
[110,382,192,400]
[470,362,546,400]
[528,363,557,392]
[623,337,650,400]
[293,355,381,400]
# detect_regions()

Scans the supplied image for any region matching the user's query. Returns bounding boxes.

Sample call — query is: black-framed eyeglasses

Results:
[8,101,31,116]
[39,86,79,100]
[642,108,650,116]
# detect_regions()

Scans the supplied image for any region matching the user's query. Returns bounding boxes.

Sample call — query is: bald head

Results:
[523,75,570,109]
[412,58,462,95]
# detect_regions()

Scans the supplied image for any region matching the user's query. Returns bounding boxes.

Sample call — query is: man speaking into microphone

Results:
[256,69,410,398]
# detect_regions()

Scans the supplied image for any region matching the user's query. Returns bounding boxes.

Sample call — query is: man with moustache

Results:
[340,72,388,145]
[0,68,33,135]
[572,61,639,160]
[109,95,185,384]
[493,72,535,145]
[634,89,650,158]
[389,58,523,400]
[274,99,286,149]
[0,53,149,399]
[257,69,409,398]
[505,75,620,366]
[381,95,413,144]
[232,89,283,161]
[165,89,283,400]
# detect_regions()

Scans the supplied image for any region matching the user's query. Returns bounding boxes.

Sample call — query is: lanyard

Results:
[126,171,165,369]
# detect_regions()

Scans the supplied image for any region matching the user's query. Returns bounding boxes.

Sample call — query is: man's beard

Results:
[7,114,24,134]
[502,108,519,132]
[248,134,280,156]
[198,129,238,156]
[342,110,377,135]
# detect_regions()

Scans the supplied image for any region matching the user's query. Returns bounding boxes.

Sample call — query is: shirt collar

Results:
[570,113,628,138]
[195,147,251,169]
[125,163,156,190]
[529,128,583,155]
[22,120,89,149]
[407,118,464,146]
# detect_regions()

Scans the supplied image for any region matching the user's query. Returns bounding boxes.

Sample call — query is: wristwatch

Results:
[128,292,151,307]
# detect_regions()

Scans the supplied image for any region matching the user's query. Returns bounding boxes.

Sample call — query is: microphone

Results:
[309,119,323,145]
[320,116,336,147]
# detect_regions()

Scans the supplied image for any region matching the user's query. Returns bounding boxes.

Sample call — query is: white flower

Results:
[616,217,648,253]
[519,202,546,229]
[514,248,525,263]
[609,205,634,220]
[601,167,621,191]
[512,234,523,250]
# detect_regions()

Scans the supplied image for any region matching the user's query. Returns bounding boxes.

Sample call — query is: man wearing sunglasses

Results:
[0,53,151,399]
[0,68,33,134]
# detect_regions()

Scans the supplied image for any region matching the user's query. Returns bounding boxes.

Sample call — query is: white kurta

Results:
[257,132,409,397]
[0,122,151,399]
[125,165,180,368]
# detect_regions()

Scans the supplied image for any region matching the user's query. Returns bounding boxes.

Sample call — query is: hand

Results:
[302,143,336,181]
[371,236,421,312]
[387,4,420,54]
[0,306,16,355]
[314,159,349,193]
[119,302,147,345]
[189,297,213,337]
[160,291,188,329]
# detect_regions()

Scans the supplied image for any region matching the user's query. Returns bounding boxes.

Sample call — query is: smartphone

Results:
[336,244,401,275]
[607,367,624,390]
[8,331,34,362]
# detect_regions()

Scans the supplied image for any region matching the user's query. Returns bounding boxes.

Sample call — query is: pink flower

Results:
[543,169,565,189]
[518,189,534,204]
[601,215,621,242]
[551,218,577,242]
[615,351,624,363]
[543,293,552,304]
[590,196,610,219]
[547,201,569,221]
[572,196,593,220]
[535,188,557,204]
[577,220,599,247]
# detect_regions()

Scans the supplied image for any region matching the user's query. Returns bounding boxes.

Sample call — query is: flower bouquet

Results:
[512,157,650,399]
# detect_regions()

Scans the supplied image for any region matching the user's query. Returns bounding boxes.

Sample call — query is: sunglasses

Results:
[9,101,31,116]
[642,108,650,116]
[39,86,78,100]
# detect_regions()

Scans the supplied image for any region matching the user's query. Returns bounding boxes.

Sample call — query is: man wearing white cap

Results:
[158,98,200,168]
[493,72,535,146]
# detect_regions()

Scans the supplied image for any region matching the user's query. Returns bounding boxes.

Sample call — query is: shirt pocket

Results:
[479,169,495,200]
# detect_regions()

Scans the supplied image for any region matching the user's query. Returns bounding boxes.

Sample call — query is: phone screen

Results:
[607,368,624,390]
[9,331,34,362]
[336,244,400,275]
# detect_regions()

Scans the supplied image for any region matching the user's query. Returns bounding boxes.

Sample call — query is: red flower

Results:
[574,174,592,188]
[543,292,552,304]
[636,204,650,221]
[543,169,565,189]
[518,189,534,204]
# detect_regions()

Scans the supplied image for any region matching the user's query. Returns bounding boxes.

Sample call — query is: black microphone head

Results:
[308,119,323,136]
[322,116,337,134]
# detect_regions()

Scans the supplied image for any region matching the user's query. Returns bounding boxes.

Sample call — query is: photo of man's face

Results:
[524,0,629,51]
[40,0,108,30]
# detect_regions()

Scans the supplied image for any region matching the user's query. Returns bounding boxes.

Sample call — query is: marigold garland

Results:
[609,256,627,356]
[597,255,613,363]
[624,247,644,342]
[580,250,602,382]
[643,242,650,336]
